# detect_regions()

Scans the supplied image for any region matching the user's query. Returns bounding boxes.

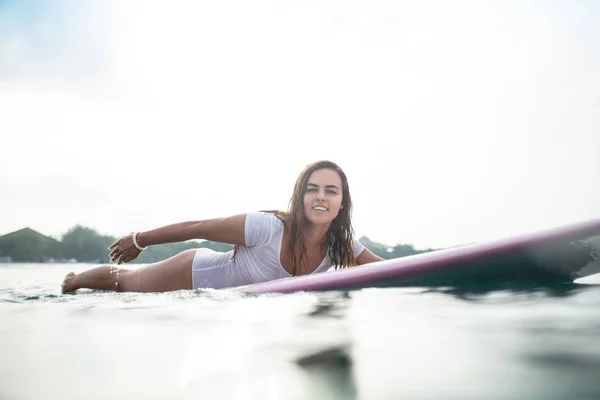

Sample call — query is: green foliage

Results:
[61,225,115,262]
[0,228,61,262]
[358,236,436,259]
[0,226,431,263]
[134,240,234,263]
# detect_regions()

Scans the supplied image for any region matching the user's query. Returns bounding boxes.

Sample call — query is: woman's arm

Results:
[136,214,248,247]
[108,213,248,264]
[355,248,384,265]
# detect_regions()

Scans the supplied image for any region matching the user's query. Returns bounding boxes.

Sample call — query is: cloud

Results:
[0,0,599,248]
[0,0,112,82]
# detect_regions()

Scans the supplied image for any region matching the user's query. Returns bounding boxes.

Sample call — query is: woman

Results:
[61,160,383,293]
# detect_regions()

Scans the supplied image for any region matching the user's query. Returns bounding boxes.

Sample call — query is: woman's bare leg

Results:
[61,268,125,293]
[61,249,196,293]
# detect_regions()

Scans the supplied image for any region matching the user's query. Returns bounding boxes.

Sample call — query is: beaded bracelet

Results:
[132,232,148,251]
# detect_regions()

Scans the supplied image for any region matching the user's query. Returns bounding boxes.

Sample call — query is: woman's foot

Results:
[61,272,78,294]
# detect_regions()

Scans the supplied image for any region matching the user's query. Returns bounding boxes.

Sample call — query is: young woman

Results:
[61,160,383,293]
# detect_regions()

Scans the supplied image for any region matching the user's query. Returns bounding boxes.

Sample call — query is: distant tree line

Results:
[0,225,435,263]
[358,236,436,260]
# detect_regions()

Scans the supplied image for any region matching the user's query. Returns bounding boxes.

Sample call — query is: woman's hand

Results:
[108,235,142,264]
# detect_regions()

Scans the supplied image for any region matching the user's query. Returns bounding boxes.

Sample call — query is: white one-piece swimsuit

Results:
[191,211,365,289]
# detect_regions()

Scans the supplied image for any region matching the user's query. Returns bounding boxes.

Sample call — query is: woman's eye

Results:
[306,188,317,192]
[327,190,337,195]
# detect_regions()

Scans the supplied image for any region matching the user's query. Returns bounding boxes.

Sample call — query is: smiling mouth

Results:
[312,206,328,211]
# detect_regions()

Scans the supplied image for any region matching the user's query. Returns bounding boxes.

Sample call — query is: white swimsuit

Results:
[191,211,365,289]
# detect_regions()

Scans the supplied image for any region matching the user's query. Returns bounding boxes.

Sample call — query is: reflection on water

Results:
[296,346,356,399]
[1,264,600,400]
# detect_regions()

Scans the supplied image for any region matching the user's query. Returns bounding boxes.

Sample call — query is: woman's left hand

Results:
[108,235,142,264]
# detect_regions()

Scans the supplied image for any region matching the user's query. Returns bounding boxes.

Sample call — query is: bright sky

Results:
[1,0,599,249]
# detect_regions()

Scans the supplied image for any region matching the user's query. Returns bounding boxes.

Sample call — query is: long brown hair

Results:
[233,160,357,275]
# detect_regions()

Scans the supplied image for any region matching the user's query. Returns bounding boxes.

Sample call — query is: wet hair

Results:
[233,160,357,275]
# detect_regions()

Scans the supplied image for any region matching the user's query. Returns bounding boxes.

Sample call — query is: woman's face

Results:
[303,168,344,226]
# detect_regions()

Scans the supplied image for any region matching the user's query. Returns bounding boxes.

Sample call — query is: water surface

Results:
[2,263,600,399]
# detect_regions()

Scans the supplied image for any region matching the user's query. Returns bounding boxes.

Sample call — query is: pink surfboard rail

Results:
[233,217,600,294]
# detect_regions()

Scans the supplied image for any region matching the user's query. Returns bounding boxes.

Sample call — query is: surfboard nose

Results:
[526,233,600,280]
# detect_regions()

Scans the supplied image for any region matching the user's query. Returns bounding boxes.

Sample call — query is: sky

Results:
[1,0,599,249]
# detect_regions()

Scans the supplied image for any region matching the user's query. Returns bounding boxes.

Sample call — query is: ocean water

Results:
[2,263,600,400]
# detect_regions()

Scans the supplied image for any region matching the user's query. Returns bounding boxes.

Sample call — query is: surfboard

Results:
[233,218,600,294]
